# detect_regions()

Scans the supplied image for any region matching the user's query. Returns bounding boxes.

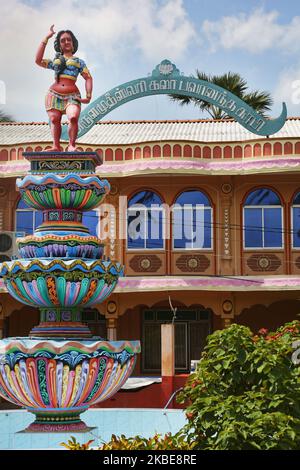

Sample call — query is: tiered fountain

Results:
[0,150,140,432]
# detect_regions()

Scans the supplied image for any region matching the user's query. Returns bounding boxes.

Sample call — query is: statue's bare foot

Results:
[67,145,78,152]
[46,146,63,152]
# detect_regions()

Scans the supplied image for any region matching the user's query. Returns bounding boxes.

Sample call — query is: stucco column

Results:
[101,183,120,262]
[220,296,235,328]
[161,323,175,376]
[106,318,117,341]
[161,323,175,408]
[104,298,119,341]
[219,181,233,275]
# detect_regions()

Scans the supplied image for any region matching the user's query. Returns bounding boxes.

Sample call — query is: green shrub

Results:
[61,431,196,450]
[178,321,300,450]
[62,321,300,450]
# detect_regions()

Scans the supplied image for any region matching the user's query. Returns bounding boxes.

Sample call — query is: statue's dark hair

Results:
[54,30,78,53]
[52,30,78,82]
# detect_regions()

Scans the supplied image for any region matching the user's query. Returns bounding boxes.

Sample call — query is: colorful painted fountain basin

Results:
[17,234,104,259]
[0,259,123,308]
[0,338,141,432]
[17,174,110,210]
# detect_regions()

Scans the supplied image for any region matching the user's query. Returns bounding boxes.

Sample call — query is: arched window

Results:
[16,199,43,235]
[243,188,283,249]
[292,191,300,248]
[172,190,212,250]
[127,191,164,250]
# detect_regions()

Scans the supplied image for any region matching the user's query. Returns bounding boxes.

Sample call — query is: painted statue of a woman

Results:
[35,25,93,152]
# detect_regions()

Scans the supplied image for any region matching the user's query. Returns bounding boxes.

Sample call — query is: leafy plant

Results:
[61,321,300,451]
[61,431,196,450]
[61,436,94,450]
[178,321,300,450]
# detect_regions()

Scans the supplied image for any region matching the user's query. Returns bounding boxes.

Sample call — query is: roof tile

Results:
[0,118,300,146]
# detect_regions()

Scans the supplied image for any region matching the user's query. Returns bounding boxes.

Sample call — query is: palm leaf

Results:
[0,109,13,122]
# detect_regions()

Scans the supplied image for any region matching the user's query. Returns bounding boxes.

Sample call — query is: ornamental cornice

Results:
[1,156,300,178]
[2,275,300,294]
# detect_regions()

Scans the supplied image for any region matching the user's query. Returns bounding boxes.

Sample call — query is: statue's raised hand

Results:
[46,25,55,40]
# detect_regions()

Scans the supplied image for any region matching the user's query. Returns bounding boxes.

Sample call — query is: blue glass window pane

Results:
[34,211,43,229]
[191,208,212,249]
[293,207,300,247]
[173,207,211,249]
[293,192,300,205]
[176,190,210,207]
[264,208,282,247]
[182,207,194,248]
[245,188,280,206]
[244,208,263,247]
[204,209,212,249]
[129,191,162,207]
[191,207,203,248]
[17,199,30,209]
[16,211,33,235]
[147,209,163,249]
[82,210,98,236]
[127,210,146,249]
[128,237,144,249]
[173,208,186,249]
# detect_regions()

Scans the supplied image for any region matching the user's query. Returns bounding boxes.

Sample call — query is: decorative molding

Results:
[0,186,7,197]
[176,254,210,272]
[4,155,300,178]
[107,301,117,314]
[221,183,232,194]
[129,255,162,273]
[222,299,233,314]
[223,207,231,257]
[109,184,119,196]
[246,254,281,272]
[1,138,300,167]
[3,274,300,293]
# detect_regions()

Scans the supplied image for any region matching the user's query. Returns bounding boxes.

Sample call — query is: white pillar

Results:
[161,323,175,377]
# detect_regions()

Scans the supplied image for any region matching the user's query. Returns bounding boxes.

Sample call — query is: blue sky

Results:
[1,0,300,122]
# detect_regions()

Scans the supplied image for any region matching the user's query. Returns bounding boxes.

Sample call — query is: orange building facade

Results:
[1,118,300,381]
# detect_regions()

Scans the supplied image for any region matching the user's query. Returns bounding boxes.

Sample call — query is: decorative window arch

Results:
[172,190,213,250]
[127,190,164,250]
[243,188,283,249]
[292,191,300,248]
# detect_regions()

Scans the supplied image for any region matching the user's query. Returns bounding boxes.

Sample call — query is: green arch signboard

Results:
[61,60,287,141]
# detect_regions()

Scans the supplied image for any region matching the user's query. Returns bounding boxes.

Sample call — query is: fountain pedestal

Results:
[0,151,140,432]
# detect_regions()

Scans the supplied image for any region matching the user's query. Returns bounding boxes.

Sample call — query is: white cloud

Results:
[273,65,300,115]
[0,0,196,120]
[134,0,196,60]
[202,8,300,54]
